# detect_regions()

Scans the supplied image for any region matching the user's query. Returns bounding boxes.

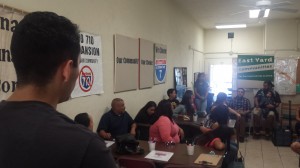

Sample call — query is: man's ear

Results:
[61,60,74,82]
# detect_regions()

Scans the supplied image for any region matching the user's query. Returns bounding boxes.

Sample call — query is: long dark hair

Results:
[180,91,195,115]
[195,73,205,84]
[195,125,234,146]
[151,99,173,124]
[138,101,157,115]
[214,92,227,106]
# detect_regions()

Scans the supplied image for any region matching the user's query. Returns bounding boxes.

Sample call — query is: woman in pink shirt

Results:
[149,100,184,143]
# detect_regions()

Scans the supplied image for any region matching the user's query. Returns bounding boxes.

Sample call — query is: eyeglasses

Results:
[237,91,244,93]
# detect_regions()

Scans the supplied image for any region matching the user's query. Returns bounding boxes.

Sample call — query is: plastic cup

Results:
[193,115,198,122]
[187,145,194,155]
[148,141,156,151]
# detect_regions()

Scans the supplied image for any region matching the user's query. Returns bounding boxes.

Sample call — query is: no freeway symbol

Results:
[79,66,94,92]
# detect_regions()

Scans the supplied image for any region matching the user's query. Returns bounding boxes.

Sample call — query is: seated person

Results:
[173,92,195,118]
[253,81,281,136]
[199,123,235,150]
[134,101,157,124]
[167,88,180,109]
[228,88,251,142]
[198,123,237,168]
[74,112,94,131]
[149,100,184,143]
[97,98,136,140]
[210,92,240,126]
[291,141,300,154]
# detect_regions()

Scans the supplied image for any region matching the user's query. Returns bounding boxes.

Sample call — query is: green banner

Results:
[237,55,274,88]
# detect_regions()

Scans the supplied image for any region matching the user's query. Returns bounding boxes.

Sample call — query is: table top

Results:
[110,140,224,168]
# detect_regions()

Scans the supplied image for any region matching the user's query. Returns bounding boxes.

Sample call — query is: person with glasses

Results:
[229,88,251,142]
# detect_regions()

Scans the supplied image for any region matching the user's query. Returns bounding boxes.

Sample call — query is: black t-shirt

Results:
[210,104,229,125]
[134,111,156,125]
[0,101,116,168]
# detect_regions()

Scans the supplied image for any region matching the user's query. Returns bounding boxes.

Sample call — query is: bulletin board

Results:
[114,34,138,93]
[139,39,154,89]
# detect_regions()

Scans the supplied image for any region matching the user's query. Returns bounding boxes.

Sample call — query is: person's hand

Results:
[106,133,112,139]
[266,104,275,109]
[236,113,241,118]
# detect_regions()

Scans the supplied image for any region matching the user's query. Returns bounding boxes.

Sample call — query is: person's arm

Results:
[99,130,112,140]
[179,127,184,140]
[130,123,137,136]
[228,107,241,118]
[173,105,184,117]
[97,113,112,140]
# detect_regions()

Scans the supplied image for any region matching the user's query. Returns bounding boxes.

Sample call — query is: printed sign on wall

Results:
[71,32,103,98]
[114,34,138,92]
[154,43,167,85]
[237,55,274,88]
[139,39,154,89]
[0,10,24,101]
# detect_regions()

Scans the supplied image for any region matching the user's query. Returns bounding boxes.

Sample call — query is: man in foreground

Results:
[0,12,116,168]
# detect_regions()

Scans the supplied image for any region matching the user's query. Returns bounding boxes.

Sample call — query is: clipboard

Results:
[194,154,222,166]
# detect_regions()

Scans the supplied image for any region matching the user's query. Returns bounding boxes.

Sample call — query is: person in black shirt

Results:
[97,98,137,140]
[134,101,157,124]
[0,12,116,168]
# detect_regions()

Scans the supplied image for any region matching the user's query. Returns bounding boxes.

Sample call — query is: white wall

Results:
[0,0,204,131]
[204,19,300,105]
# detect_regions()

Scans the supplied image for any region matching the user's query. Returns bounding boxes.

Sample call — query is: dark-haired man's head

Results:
[11,12,80,103]
[263,81,274,91]
[74,113,93,131]
[111,98,125,115]
[167,88,177,100]
[237,88,245,98]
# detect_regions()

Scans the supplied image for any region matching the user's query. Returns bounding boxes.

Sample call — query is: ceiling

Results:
[174,0,300,29]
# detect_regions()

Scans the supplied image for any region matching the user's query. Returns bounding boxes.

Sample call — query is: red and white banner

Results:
[0,10,24,101]
[71,32,103,98]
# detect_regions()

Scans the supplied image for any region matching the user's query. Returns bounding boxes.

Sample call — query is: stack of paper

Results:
[145,150,174,162]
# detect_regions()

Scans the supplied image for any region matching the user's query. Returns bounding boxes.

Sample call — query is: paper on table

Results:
[194,154,222,166]
[145,150,174,162]
[104,140,115,147]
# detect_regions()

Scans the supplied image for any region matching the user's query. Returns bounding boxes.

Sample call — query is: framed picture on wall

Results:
[174,67,187,100]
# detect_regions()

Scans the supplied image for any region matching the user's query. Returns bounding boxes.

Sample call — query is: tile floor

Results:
[239,136,299,168]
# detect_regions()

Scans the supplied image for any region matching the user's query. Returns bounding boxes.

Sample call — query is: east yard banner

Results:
[71,32,103,98]
[114,34,138,92]
[237,55,274,88]
[0,10,24,101]
[154,43,167,85]
[139,39,154,89]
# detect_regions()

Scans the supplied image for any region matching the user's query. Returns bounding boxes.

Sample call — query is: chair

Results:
[280,102,300,130]
[135,123,151,141]
[117,156,156,168]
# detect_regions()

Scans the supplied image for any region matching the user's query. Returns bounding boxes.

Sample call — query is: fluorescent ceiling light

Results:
[249,9,260,18]
[249,9,270,18]
[264,9,270,17]
[215,24,247,29]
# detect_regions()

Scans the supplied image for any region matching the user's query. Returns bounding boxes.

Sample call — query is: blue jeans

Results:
[195,98,207,116]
